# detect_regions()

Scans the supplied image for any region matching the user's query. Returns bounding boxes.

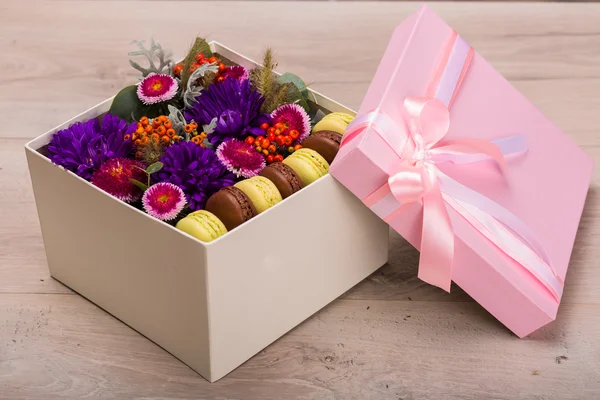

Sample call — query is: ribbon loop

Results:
[404,97,450,148]
[385,96,512,292]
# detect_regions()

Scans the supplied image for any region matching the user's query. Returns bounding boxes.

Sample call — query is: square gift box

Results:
[330,5,593,337]
[25,42,389,382]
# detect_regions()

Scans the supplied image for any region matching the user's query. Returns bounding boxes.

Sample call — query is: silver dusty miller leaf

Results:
[203,117,218,135]
[128,38,174,79]
[167,105,187,138]
[182,62,219,108]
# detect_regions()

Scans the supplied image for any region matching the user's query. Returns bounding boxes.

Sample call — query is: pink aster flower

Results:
[137,73,179,105]
[142,182,187,221]
[270,103,311,142]
[220,66,249,82]
[216,139,266,178]
[91,158,147,202]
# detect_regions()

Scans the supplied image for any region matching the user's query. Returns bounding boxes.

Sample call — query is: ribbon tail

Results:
[418,184,454,292]
[437,170,563,301]
[430,135,527,165]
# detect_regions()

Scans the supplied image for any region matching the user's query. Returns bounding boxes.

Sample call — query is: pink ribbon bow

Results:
[346,98,564,300]
[338,30,564,300]
[387,96,506,291]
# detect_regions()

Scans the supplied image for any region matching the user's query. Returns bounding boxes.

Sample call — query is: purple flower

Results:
[154,141,236,211]
[48,114,136,180]
[137,73,179,105]
[142,182,186,221]
[184,78,270,146]
[216,139,266,178]
[220,66,249,82]
[91,158,147,202]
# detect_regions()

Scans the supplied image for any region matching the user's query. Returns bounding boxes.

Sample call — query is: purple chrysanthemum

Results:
[48,114,136,180]
[216,139,266,179]
[154,141,236,211]
[91,158,147,202]
[137,73,179,105]
[142,182,186,221]
[184,78,271,146]
[271,103,311,143]
[220,66,249,82]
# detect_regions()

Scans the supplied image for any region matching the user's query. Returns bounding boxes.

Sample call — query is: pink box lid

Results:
[330,5,593,337]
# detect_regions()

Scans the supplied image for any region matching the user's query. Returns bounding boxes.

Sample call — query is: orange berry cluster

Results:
[244,121,303,164]
[183,122,208,147]
[129,116,181,159]
[173,53,227,82]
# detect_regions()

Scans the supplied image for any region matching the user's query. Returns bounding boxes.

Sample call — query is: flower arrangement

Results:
[44,36,339,227]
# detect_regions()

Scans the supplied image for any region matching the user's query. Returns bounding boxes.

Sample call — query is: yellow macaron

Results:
[176,210,227,242]
[283,148,329,186]
[234,176,282,214]
[312,112,355,135]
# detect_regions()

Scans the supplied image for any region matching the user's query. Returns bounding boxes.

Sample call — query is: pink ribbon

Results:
[343,99,564,300]
[338,30,564,300]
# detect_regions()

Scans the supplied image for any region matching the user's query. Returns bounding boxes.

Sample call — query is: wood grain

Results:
[1,1,599,398]
[1,294,599,400]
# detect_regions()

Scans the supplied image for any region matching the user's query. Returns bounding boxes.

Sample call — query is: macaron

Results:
[301,130,342,165]
[234,176,282,214]
[176,210,227,242]
[259,162,304,199]
[283,148,329,186]
[205,186,257,231]
[312,112,354,135]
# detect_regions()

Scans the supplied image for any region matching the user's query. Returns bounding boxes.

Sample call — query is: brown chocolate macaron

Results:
[301,130,342,164]
[259,162,303,199]
[205,186,257,231]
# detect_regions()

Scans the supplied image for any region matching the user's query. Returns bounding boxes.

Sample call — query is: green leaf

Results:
[146,161,163,175]
[109,85,146,122]
[278,72,309,99]
[285,83,310,114]
[181,37,212,88]
[129,178,148,191]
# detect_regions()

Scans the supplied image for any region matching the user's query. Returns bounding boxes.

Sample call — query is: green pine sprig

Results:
[249,49,286,113]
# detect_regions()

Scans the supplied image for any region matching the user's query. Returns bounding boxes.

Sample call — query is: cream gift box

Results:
[330,5,593,337]
[25,42,389,382]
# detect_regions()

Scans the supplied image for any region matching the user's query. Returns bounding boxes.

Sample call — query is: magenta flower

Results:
[91,158,147,202]
[220,66,249,82]
[142,182,186,221]
[216,139,266,178]
[137,73,179,105]
[271,103,311,142]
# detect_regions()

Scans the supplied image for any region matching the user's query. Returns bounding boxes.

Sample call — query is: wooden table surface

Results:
[1,1,599,399]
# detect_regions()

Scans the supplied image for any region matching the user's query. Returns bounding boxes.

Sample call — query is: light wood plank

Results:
[2,2,600,138]
[1,294,599,400]
[2,1,600,398]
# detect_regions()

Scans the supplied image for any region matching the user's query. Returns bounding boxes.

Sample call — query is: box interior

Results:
[25,41,358,246]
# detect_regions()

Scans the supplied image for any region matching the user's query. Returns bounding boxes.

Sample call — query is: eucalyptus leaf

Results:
[146,162,163,175]
[285,83,310,114]
[129,178,149,191]
[278,72,309,99]
[109,85,145,122]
